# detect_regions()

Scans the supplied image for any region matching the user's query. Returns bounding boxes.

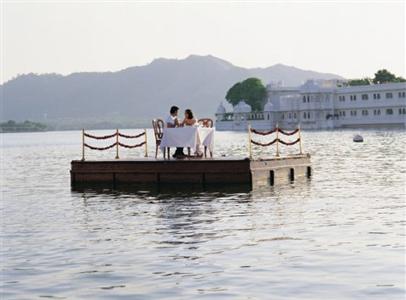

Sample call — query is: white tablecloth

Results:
[160,127,214,152]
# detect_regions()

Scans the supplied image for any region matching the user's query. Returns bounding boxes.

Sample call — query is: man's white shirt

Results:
[165,115,177,127]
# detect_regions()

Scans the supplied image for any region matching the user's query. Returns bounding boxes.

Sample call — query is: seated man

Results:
[166,106,185,158]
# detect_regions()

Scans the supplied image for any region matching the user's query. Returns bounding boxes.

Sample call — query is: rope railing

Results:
[118,132,146,139]
[84,132,117,140]
[248,124,303,158]
[278,137,301,146]
[278,128,300,136]
[81,129,148,160]
[249,128,278,136]
[118,141,146,149]
[84,143,118,151]
[251,139,279,147]
[249,127,299,136]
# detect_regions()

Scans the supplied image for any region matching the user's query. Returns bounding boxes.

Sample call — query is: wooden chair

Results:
[198,118,214,158]
[198,118,213,128]
[152,119,168,158]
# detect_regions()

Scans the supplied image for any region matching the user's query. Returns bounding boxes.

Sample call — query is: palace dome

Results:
[263,100,273,112]
[216,102,226,114]
[233,100,251,113]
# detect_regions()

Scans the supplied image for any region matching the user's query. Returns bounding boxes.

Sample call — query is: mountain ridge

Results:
[0,54,343,129]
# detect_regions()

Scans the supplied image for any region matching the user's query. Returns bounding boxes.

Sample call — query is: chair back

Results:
[198,118,213,128]
[152,119,164,141]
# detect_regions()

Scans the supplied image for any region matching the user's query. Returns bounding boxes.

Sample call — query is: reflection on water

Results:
[1,129,405,299]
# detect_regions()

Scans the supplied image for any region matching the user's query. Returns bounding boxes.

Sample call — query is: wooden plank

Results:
[205,172,251,184]
[70,155,311,187]
[71,160,251,173]
[115,173,157,183]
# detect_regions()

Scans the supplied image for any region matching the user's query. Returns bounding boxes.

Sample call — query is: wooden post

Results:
[144,129,148,157]
[298,124,303,155]
[248,123,252,159]
[276,123,280,157]
[82,129,85,161]
[115,129,119,159]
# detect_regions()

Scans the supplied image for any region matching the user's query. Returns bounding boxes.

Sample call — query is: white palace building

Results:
[215,80,406,130]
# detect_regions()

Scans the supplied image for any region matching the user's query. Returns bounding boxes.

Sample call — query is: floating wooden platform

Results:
[71,155,311,190]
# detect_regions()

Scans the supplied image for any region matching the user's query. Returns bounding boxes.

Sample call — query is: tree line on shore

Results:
[347,69,405,86]
[0,120,48,133]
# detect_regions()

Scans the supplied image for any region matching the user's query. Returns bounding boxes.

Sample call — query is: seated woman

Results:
[181,109,197,127]
[181,109,203,157]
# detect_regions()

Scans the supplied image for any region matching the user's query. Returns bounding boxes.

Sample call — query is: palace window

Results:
[303,112,307,119]
[362,94,369,100]
[385,92,393,99]
[338,95,346,102]
[294,113,297,119]
[386,108,393,115]
[350,95,357,101]
[398,91,406,98]
[307,96,310,102]
[373,93,381,99]
[288,113,292,119]
[307,112,311,119]
[303,96,306,103]
[362,110,369,116]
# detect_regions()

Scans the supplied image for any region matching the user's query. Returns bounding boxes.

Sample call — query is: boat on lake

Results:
[353,134,364,142]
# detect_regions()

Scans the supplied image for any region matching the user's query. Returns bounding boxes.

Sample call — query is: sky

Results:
[1,0,405,84]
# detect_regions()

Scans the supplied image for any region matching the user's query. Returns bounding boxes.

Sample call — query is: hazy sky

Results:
[1,0,405,84]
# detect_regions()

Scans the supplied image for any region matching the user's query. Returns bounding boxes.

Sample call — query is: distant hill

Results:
[0,55,343,129]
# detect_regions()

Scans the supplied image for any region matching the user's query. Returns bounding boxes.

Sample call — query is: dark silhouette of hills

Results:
[0,55,343,128]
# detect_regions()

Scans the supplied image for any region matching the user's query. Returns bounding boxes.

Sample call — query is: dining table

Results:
[160,126,215,155]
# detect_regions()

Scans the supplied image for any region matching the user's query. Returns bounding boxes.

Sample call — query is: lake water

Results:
[1,129,405,299]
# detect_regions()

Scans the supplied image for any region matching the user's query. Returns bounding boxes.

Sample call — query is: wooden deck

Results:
[70,155,312,190]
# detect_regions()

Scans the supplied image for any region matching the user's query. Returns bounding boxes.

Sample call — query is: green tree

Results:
[225,78,267,111]
[348,78,371,86]
[373,69,406,84]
